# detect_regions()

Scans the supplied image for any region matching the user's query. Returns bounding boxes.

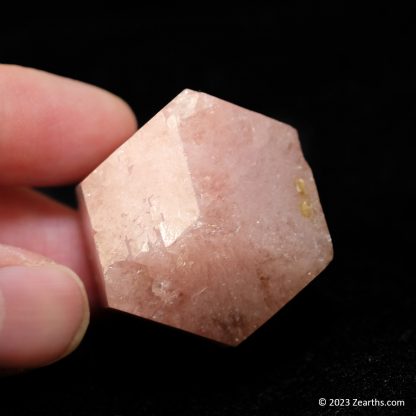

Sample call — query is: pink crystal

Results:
[77,90,333,345]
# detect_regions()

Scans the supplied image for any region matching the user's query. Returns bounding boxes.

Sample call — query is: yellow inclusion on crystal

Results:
[301,200,313,218]
[296,178,313,218]
[295,178,306,194]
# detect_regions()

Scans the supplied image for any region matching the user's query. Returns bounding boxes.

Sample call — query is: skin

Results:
[0,65,137,369]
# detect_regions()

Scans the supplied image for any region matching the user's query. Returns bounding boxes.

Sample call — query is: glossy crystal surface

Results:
[78,90,333,345]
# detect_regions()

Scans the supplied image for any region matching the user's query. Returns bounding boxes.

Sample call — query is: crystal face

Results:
[77,90,333,345]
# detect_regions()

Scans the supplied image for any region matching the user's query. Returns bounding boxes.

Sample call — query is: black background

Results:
[0,7,414,416]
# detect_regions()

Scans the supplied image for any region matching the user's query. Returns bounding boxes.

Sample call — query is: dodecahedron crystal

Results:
[77,90,333,345]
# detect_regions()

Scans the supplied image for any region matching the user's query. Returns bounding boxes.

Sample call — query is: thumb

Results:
[0,244,89,369]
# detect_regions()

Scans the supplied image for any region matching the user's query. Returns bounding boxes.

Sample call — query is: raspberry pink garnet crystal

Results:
[77,89,333,346]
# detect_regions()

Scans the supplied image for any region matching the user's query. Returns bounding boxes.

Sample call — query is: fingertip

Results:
[0,264,90,369]
[0,65,138,185]
[52,265,90,359]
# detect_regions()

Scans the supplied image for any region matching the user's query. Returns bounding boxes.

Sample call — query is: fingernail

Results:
[0,264,90,369]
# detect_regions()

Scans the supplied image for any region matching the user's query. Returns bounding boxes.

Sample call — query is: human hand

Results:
[0,65,137,369]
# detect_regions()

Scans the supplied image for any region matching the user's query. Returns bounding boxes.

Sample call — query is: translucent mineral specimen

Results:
[77,90,333,345]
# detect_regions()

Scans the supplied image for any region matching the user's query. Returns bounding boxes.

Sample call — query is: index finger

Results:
[0,65,137,186]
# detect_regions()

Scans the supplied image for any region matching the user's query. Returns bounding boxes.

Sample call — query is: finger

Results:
[0,187,100,306]
[0,64,137,186]
[0,248,89,369]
